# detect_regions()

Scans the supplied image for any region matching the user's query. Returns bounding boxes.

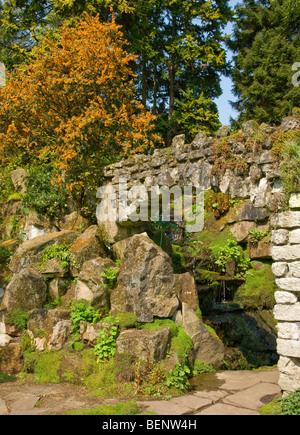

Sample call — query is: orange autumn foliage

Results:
[0,13,161,182]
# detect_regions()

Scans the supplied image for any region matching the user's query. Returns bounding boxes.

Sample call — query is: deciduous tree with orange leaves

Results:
[0,13,161,189]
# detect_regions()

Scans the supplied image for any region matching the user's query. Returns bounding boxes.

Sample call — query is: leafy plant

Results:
[249,229,270,245]
[39,244,76,271]
[280,139,300,196]
[23,166,68,219]
[100,266,120,290]
[94,324,119,362]
[70,301,102,334]
[275,389,300,415]
[5,309,28,331]
[213,239,251,279]
[165,363,191,392]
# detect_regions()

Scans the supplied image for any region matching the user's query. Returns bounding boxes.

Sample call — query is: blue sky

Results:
[214,0,240,126]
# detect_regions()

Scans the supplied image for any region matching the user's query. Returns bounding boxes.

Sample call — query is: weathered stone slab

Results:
[111,234,179,322]
[272,211,300,228]
[9,231,77,274]
[116,328,170,362]
[272,262,288,278]
[277,322,300,340]
[275,291,298,305]
[271,245,300,261]
[197,404,259,415]
[289,193,300,209]
[223,383,281,411]
[290,229,300,244]
[274,304,300,321]
[70,226,107,276]
[2,265,47,312]
[27,309,72,351]
[276,277,300,292]
[277,338,300,358]
[271,229,289,246]
[182,302,224,369]
[74,257,115,310]
[289,262,300,278]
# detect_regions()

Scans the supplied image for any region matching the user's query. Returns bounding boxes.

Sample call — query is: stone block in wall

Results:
[277,338,300,358]
[249,240,272,259]
[271,211,300,228]
[275,278,300,292]
[278,356,300,394]
[290,229,300,244]
[289,262,300,278]
[277,322,300,340]
[275,291,298,305]
[289,193,300,210]
[274,303,300,322]
[271,229,289,246]
[272,245,300,261]
[272,262,289,278]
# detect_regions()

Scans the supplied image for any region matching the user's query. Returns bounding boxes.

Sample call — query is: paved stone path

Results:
[139,368,281,416]
[0,368,280,415]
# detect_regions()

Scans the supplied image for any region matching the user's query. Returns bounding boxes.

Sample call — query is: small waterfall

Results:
[221,281,227,303]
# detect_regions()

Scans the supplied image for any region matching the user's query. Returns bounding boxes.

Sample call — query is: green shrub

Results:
[100,266,120,290]
[94,324,119,361]
[276,389,300,415]
[23,166,68,218]
[39,243,76,271]
[165,363,191,392]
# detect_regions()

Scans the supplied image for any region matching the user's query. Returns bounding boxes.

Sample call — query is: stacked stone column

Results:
[271,193,300,395]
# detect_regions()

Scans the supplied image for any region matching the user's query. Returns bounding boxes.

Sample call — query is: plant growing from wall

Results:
[39,244,76,271]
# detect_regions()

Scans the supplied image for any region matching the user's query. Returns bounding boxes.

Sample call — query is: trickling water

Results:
[221,281,226,303]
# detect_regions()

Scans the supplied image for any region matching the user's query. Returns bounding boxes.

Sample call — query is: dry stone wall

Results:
[100,116,300,394]
[271,193,300,395]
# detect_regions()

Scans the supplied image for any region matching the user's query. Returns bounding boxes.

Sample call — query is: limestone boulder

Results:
[231,221,255,243]
[11,169,29,194]
[2,265,47,313]
[57,211,89,232]
[80,321,111,346]
[116,328,171,362]
[9,230,77,274]
[23,212,59,241]
[175,272,199,312]
[74,257,115,309]
[41,258,68,278]
[27,309,72,351]
[69,226,108,276]
[249,240,272,259]
[0,343,23,375]
[182,302,225,369]
[111,234,179,322]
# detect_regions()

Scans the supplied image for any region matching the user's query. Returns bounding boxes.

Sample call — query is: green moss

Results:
[234,263,277,309]
[140,319,179,338]
[170,327,194,366]
[171,244,186,273]
[63,400,143,416]
[204,324,222,343]
[23,351,63,384]
[5,309,28,331]
[193,360,215,375]
[118,312,138,331]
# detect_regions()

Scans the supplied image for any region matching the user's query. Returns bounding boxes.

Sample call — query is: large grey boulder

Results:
[69,226,108,276]
[182,302,225,369]
[74,257,115,309]
[27,309,72,351]
[111,233,179,322]
[116,328,171,362]
[11,169,29,194]
[9,231,77,274]
[2,265,47,313]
